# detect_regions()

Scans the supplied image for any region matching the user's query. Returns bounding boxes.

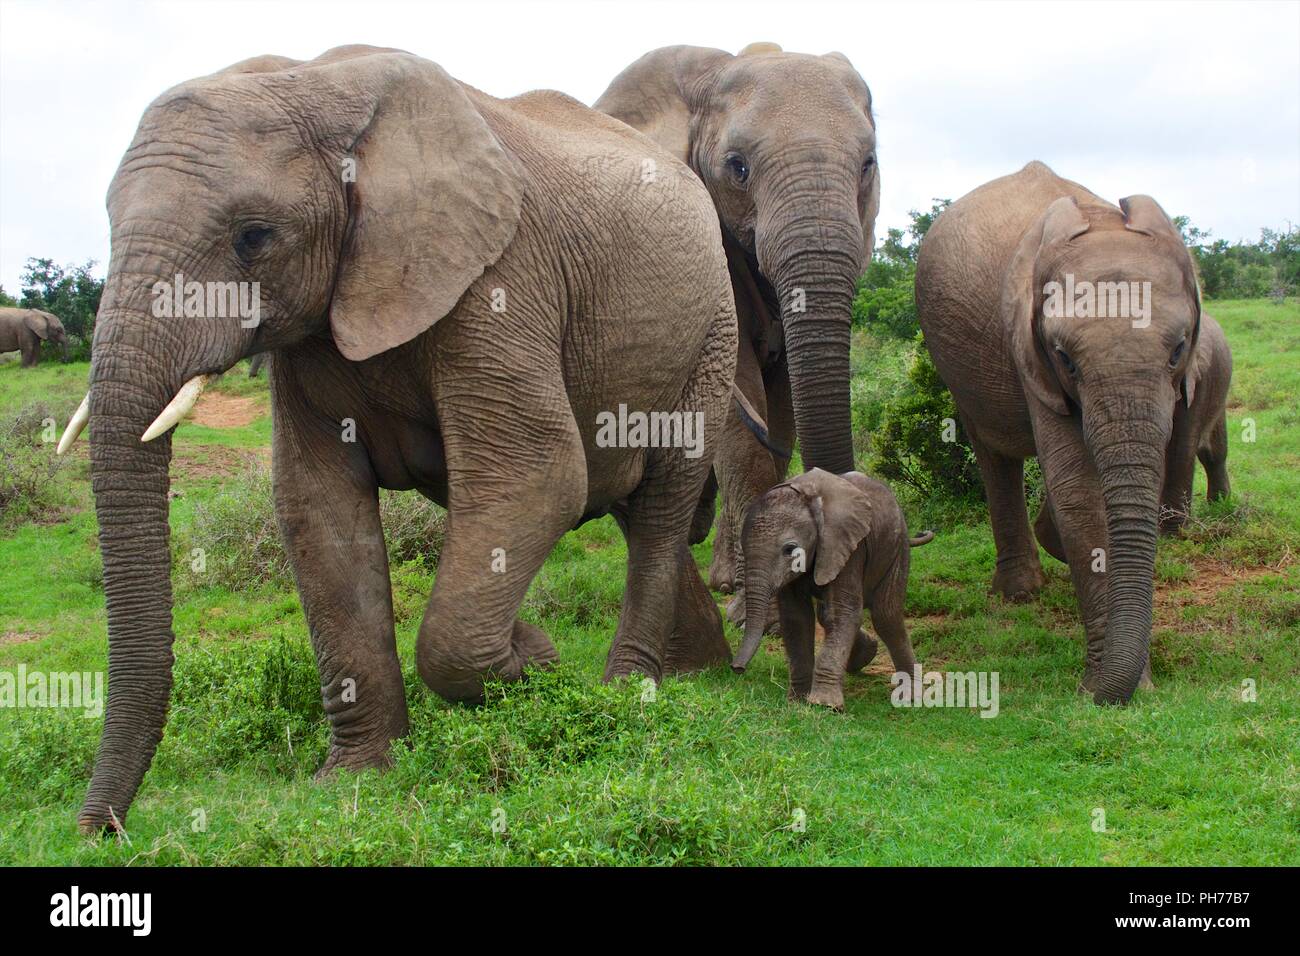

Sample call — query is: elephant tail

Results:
[731,383,792,460]
[909,530,935,547]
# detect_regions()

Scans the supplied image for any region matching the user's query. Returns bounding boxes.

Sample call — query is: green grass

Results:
[1,309,1298,865]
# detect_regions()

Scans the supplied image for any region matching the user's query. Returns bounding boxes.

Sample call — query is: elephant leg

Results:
[1200,410,1230,502]
[968,427,1044,600]
[845,629,879,673]
[611,510,728,676]
[418,362,586,702]
[807,550,868,710]
[1160,399,1199,535]
[272,407,408,775]
[779,587,816,700]
[20,334,38,368]
[689,468,717,545]
[867,553,919,696]
[606,458,709,683]
[662,538,730,673]
[711,337,779,596]
[761,352,795,481]
[1034,494,1068,563]
[819,592,878,674]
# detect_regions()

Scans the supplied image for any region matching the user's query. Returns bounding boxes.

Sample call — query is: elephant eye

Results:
[724,152,750,185]
[1169,339,1186,367]
[862,153,877,176]
[782,541,799,557]
[1055,347,1077,376]
[234,224,273,260]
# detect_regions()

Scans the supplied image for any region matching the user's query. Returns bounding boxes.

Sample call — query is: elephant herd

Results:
[44,42,1230,833]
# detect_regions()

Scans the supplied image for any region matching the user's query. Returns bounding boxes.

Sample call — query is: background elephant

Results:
[731,468,932,711]
[1159,314,1231,533]
[596,41,881,611]
[915,161,1219,704]
[0,307,69,366]
[247,352,267,377]
[63,45,736,833]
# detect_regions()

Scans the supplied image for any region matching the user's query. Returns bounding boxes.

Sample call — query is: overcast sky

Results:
[1,0,1297,293]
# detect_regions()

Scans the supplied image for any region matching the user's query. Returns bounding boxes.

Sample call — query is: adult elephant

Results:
[59,45,736,832]
[916,161,1215,704]
[596,42,880,615]
[0,308,69,366]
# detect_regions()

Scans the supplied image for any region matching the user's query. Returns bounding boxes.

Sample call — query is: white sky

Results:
[1,0,1298,293]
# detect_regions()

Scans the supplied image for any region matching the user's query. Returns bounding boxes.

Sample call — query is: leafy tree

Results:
[1174,218,1299,299]
[852,200,951,338]
[0,286,18,307]
[19,258,104,359]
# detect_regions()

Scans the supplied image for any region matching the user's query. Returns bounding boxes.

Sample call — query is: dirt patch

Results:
[1,630,45,646]
[1154,557,1289,631]
[170,444,267,481]
[190,392,263,429]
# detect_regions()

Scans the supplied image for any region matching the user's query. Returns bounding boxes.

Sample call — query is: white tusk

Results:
[56,393,91,456]
[141,375,210,442]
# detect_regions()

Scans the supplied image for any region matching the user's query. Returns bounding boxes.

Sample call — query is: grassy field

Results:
[1,298,1297,865]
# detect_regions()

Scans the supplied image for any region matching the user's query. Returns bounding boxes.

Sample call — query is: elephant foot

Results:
[991,563,1045,602]
[314,744,396,782]
[845,630,878,674]
[806,683,845,712]
[1158,510,1189,537]
[511,619,560,670]
[709,559,737,593]
[663,571,731,674]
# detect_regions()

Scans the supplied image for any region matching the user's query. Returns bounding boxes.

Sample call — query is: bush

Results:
[0,404,72,528]
[852,258,918,338]
[178,463,447,592]
[870,336,983,502]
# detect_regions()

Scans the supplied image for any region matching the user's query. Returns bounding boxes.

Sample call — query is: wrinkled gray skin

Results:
[595,43,880,617]
[1158,314,1231,533]
[80,45,736,833]
[916,161,1216,705]
[732,468,930,710]
[0,308,69,366]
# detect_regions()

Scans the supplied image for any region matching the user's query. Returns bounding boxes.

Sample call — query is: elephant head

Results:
[733,468,871,671]
[27,310,69,361]
[1006,194,1204,704]
[63,45,525,832]
[596,43,879,475]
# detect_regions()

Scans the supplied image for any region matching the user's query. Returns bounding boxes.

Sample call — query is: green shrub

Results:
[852,259,918,339]
[177,463,446,593]
[0,403,72,528]
[870,335,982,502]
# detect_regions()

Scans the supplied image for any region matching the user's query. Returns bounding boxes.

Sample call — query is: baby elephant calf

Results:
[732,468,932,710]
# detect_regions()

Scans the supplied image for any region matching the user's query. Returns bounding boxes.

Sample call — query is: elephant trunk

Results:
[1087,391,1172,705]
[732,570,774,672]
[757,166,863,476]
[77,253,232,833]
[80,306,179,832]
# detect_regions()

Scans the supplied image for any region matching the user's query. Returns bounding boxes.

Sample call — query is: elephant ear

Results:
[1004,196,1090,417]
[593,45,732,165]
[23,312,50,340]
[316,50,525,361]
[1120,194,1204,407]
[788,468,872,586]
